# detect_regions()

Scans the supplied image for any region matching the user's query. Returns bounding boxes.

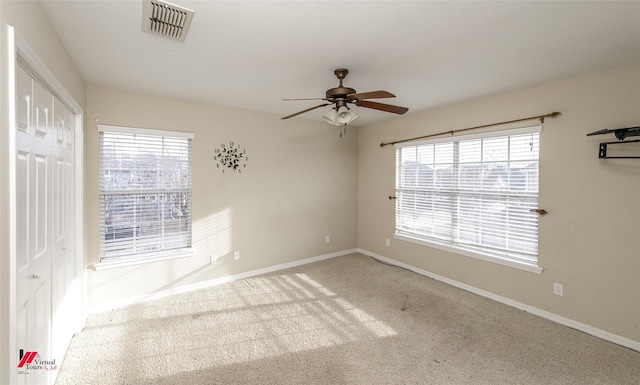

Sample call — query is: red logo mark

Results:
[17,351,38,368]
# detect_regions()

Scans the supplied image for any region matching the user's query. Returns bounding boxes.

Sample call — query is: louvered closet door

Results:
[15,65,54,385]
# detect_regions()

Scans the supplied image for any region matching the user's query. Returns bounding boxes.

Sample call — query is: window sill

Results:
[394,233,543,274]
[91,249,193,271]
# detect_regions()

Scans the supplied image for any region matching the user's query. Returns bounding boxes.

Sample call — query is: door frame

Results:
[1,26,85,385]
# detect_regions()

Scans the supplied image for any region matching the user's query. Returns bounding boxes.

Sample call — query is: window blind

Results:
[395,126,540,264]
[99,126,193,260]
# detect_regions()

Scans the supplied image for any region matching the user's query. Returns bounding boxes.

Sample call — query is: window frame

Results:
[95,124,194,269]
[394,125,543,273]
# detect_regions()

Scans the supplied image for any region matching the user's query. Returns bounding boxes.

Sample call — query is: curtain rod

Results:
[380,111,561,147]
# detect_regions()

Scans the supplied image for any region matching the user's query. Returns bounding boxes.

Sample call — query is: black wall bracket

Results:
[597,139,640,159]
[587,126,640,159]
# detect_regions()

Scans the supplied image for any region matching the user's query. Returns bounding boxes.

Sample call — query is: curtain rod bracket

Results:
[529,209,548,215]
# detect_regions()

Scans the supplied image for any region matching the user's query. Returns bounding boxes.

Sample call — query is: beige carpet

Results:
[55,253,640,384]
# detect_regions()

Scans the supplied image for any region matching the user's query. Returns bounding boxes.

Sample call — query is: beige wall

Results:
[0,1,85,105]
[85,84,358,309]
[0,1,86,383]
[357,65,640,344]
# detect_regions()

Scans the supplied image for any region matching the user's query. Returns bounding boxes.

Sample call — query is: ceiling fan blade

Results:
[355,100,408,115]
[282,97,326,101]
[281,103,330,120]
[348,90,396,100]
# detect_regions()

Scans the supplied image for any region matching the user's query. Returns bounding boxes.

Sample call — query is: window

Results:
[98,125,193,263]
[395,126,541,272]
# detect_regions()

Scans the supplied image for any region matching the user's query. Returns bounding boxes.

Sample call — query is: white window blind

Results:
[395,126,541,267]
[99,125,193,261]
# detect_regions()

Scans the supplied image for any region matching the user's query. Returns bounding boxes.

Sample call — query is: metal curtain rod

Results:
[379,111,561,147]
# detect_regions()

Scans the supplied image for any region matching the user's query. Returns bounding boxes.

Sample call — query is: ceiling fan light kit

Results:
[282,68,408,126]
[323,106,359,126]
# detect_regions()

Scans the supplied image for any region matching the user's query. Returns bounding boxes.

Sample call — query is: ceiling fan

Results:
[281,68,409,126]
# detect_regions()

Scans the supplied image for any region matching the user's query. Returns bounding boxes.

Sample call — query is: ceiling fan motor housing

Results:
[326,68,355,108]
[326,87,356,101]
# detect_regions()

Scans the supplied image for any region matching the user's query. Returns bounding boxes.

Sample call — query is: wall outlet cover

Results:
[553,283,564,296]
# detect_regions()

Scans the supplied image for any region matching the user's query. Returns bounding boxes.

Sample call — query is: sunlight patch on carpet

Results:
[96,270,399,379]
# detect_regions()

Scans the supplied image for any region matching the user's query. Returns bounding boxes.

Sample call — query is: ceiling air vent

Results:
[141,0,194,41]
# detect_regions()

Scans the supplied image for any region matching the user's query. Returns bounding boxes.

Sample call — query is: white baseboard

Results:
[357,248,640,353]
[88,248,357,314]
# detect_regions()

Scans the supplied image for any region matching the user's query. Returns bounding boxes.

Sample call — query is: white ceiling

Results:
[41,0,640,127]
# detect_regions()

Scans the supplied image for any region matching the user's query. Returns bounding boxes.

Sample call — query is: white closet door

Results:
[51,97,76,364]
[15,65,54,385]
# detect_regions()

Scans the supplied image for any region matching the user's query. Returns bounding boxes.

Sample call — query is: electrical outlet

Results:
[553,283,564,296]
[385,238,391,247]
[325,235,330,243]
[234,251,240,260]
[210,255,217,265]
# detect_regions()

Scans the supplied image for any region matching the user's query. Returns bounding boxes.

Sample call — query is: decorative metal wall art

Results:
[214,141,247,172]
